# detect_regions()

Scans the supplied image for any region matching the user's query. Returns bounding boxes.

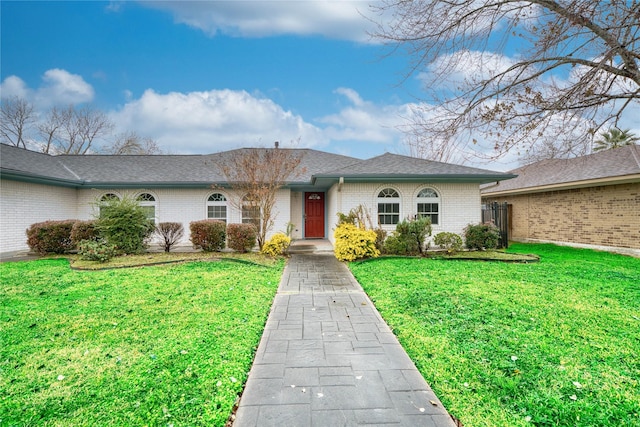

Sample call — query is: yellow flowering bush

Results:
[261,232,291,257]
[333,223,380,262]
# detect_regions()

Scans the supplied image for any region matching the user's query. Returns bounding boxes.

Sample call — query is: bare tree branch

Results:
[37,106,68,154]
[1,96,35,148]
[371,0,640,163]
[106,131,164,155]
[215,147,305,250]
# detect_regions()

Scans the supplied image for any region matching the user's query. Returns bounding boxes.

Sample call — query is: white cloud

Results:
[0,75,30,99]
[419,50,520,91]
[0,69,94,108]
[108,86,415,157]
[36,69,95,107]
[142,1,378,42]
[109,88,327,153]
[318,87,410,144]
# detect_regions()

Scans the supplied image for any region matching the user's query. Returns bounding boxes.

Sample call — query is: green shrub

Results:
[70,220,99,246]
[226,223,257,253]
[333,223,380,262]
[25,220,76,254]
[77,239,116,263]
[261,233,291,257]
[464,223,500,250]
[155,222,184,253]
[433,232,463,253]
[373,227,388,252]
[383,233,419,256]
[95,196,155,255]
[383,217,432,256]
[190,220,226,252]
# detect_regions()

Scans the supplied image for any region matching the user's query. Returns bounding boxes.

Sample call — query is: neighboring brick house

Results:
[481,145,640,256]
[1,143,515,256]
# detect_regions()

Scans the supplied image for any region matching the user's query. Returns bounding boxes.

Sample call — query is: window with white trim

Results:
[137,193,156,224]
[207,193,227,223]
[416,188,439,225]
[377,188,400,225]
[101,193,120,202]
[99,193,120,216]
[242,195,261,229]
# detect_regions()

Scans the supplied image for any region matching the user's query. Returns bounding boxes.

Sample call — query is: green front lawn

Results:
[0,258,284,426]
[350,243,640,427]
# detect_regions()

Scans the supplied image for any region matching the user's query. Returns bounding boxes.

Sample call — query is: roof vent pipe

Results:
[274,141,279,149]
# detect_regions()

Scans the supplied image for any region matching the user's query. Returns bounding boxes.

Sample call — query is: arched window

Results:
[207,193,227,223]
[137,193,157,224]
[416,188,439,225]
[99,193,120,216]
[100,193,120,202]
[242,194,261,228]
[377,188,400,225]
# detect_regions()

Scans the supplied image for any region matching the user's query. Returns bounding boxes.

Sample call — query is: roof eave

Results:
[0,170,81,188]
[314,173,517,184]
[481,174,640,196]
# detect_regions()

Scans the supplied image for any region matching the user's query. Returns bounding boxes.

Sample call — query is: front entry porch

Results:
[288,239,333,254]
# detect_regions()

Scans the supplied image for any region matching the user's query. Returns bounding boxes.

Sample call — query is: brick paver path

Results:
[233,253,456,427]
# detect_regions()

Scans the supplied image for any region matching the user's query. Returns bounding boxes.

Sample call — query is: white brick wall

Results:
[1,179,482,254]
[327,182,482,243]
[76,187,293,248]
[0,179,78,254]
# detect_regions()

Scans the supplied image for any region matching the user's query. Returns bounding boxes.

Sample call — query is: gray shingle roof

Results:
[1,144,514,188]
[482,144,640,195]
[318,152,515,182]
[0,145,80,184]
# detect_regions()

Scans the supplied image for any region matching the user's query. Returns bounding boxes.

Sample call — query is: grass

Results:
[0,257,285,426]
[427,249,539,262]
[349,243,640,427]
[64,251,282,270]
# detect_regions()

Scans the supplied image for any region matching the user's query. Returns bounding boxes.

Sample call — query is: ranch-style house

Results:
[0,143,516,256]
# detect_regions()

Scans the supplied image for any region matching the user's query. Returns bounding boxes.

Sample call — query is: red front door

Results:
[304,192,325,238]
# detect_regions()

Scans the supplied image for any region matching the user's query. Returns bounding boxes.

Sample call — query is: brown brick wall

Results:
[484,182,640,250]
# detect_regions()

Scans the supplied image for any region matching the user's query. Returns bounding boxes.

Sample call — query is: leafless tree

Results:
[215,147,305,250]
[105,131,163,155]
[1,96,35,148]
[37,106,70,154]
[371,0,640,162]
[34,104,114,154]
[59,105,114,155]
[155,222,185,252]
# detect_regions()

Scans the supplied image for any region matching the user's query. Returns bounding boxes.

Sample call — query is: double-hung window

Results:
[137,193,157,224]
[377,188,400,225]
[416,188,439,225]
[242,195,261,229]
[207,193,227,223]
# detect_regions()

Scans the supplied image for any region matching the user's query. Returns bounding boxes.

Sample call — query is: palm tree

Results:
[593,128,639,152]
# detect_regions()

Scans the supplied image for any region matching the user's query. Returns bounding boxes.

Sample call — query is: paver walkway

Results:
[233,253,457,427]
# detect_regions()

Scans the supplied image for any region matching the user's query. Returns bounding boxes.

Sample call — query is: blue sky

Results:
[4,2,636,170]
[2,1,427,160]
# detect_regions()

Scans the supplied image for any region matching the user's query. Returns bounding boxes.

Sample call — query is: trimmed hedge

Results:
[464,223,500,250]
[26,220,76,254]
[433,232,463,253]
[77,239,116,263]
[383,217,432,256]
[226,223,257,253]
[70,220,99,246]
[190,220,226,252]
